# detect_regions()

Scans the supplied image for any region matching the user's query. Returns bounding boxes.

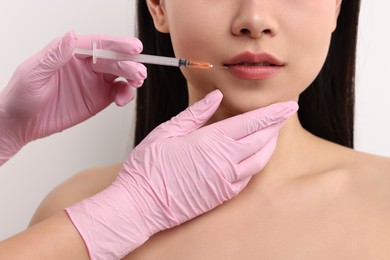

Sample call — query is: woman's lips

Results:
[223,52,284,80]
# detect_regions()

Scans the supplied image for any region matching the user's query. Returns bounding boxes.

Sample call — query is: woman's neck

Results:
[261,114,314,180]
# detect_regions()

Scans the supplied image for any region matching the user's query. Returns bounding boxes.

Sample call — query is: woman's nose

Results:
[231,1,278,39]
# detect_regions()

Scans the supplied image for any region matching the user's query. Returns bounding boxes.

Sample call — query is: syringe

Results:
[73,43,216,69]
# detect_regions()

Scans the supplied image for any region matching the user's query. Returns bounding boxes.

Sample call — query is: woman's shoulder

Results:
[320,138,390,177]
[349,149,390,175]
[29,163,121,226]
[345,149,390,199]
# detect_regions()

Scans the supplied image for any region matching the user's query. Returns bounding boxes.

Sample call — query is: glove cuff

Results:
[65,177,162,260]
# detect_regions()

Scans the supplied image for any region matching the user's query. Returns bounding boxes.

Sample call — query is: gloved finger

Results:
[227,120,286,164]
[230,177,251,196]
[104,74,144,88]
[149,90,223,141]
[103,74,118,83]
[76,34,143,55]
[214,101,298,140]
[164,89,222,134]
[233,134,278,185]
[25,31,77,86]
[127,79,145,88]
[92,60,147,84]
[110,80,136,106]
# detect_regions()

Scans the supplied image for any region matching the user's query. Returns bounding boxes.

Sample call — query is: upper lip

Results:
[223,52,285,67]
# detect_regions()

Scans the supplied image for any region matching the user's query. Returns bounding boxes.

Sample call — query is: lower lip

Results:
[226,65,282,80]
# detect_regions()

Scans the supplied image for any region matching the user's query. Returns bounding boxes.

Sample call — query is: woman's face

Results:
[147,0,342,119]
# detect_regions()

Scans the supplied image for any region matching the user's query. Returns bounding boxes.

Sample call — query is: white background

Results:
[0,0,389,239]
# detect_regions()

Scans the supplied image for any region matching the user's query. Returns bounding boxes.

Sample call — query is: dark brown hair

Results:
[135,0,361,148]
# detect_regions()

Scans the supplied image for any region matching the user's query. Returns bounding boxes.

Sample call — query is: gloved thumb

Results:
[154,90,223,140]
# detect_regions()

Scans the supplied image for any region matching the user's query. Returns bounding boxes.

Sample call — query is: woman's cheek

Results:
[171,36,211,61]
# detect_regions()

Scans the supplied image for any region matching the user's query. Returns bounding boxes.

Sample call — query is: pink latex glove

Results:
[0,31,146,165]
[66,90,298,260]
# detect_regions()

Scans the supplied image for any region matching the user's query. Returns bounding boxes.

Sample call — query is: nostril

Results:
[240,28,251,35]
[263,29,271,34]
[239,28,272,37]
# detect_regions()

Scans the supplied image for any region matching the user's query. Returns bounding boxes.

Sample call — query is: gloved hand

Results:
[66,90,298,260]
[0,31,146,165]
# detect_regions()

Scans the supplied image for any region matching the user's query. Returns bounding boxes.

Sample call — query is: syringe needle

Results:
[73,44,219,70]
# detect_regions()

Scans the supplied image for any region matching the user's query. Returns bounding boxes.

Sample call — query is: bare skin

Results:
[30,116,390,259]
[28,3,390,258]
